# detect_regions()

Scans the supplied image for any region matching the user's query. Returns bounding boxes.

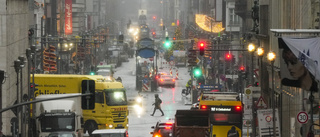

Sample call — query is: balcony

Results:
[234,0,247,18]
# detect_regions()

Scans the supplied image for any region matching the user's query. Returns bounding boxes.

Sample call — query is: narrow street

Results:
[114,57,191,137]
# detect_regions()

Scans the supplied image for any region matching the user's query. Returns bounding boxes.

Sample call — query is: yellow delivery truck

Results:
[31,74,128,134]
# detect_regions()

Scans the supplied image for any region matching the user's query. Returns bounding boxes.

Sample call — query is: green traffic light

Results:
[193,68,202,77]
[164,41,171,48]
[90,72,95,75]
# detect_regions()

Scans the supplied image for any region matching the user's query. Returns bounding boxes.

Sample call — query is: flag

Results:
[278,37,320,92]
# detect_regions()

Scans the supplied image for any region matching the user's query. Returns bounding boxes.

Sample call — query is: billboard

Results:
[278,37,320,92]
[65,0,72,35]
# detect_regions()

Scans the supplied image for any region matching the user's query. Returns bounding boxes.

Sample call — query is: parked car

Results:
[157,75,175,87]
[150,121,174,137]
[90,129,128,137]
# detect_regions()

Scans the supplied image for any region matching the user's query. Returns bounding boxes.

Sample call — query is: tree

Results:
[164,26,185,61]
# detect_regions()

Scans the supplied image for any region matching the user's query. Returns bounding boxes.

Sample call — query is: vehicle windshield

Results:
[91,133,125,137]
[40,114,75,132]
[97,71,111,76]
[105,90,127,106]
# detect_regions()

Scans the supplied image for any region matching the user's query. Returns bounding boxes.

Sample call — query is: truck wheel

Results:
[84,121,98,135]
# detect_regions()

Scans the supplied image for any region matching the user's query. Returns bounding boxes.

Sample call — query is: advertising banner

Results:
[278,37,320,92]
[65,0,72,35]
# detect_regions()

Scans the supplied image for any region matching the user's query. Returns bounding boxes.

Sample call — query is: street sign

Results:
[225,75,238,79]
[196,57,200,64]
[257,109,281,137]
[170,56,174,60]
[256,96,267,109]
[297,111,308,124]
[143,78,148,84]
[169,61,174,66]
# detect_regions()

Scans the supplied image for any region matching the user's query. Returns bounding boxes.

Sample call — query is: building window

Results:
[229,8,241,25]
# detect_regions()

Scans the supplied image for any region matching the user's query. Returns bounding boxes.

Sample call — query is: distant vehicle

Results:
[91,129,128,137]
[158,75,175,87]
[173,50,186,67]
[97,65,115,74]
[96,69,113,80]
[150,122,174,137]
[48,131,77,137]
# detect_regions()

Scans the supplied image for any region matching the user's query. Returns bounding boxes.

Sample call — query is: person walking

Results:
[151,94,164,116]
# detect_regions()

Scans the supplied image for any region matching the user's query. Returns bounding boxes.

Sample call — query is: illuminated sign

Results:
[65,0,72,35]
[211,107,231,112]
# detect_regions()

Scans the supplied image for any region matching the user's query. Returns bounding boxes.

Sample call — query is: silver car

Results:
[158,75,175,87]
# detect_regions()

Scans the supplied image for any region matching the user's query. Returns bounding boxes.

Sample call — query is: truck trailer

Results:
[174,110,210,137]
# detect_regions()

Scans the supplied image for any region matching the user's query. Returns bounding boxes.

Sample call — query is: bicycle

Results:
[181,87,191,97]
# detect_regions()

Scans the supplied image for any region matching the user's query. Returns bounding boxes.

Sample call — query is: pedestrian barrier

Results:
[142,81,151,92]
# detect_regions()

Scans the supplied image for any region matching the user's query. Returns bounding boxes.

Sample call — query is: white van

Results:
[90,129,128,137]
[97,69,113,78]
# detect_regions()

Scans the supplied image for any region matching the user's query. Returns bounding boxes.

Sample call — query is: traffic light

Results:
[239,66,245,71]
[193,67,202,77]
[164,37,171,49]
[225,53,232,61]
[90,66,95,75]
[77,45,86,61]
[198,41,205,56]
[153,16,156,20]
[152,32,156,38]
[188,48,197,67]
[81,80,95,109]
[30,83,39,92]
[118,34,124,43]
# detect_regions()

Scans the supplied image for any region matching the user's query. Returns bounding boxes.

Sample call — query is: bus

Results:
[199,92,242,137]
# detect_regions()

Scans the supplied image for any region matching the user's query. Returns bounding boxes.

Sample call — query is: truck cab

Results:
[35,94,83,137]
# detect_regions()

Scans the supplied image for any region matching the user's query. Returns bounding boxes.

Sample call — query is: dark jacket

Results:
[153,97,162,109]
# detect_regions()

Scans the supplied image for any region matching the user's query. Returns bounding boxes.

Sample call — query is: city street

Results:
[114,57,191,137]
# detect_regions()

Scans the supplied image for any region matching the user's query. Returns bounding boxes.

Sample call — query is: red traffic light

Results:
[240,66,245,71]
[153,16,156,20]
[173,37,176,40]
[198,41,205,56]
[225,53,232,60]
[152,32,156,35]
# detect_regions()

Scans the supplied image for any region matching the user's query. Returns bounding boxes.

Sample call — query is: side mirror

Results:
[150,132,154,134]
[151,126,155,129]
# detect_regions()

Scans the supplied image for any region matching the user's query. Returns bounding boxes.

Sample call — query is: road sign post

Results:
[297,111,308,124]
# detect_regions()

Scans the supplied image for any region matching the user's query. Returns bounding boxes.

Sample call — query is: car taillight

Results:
[165,122,173,125]
[154,134,161,137]
[236,106,241,110]
[165,126,172,129]
[200,105,207,109]
[172,79,175,82]
[160,79,164,81]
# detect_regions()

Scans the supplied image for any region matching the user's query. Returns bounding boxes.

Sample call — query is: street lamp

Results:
[247,43,256,137]
[256,47,264,89]
[267,51,276,137]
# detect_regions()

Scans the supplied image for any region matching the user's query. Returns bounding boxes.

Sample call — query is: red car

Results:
[150,122,174,137]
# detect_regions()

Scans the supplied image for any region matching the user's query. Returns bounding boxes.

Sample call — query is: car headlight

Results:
[136,96,142,103]
[109,124,113,128]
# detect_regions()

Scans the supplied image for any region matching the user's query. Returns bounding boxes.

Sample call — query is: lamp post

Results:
[17,56,26,136]
[257,47,264,88]
[267,51,276,137]
[247,43,256,136]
